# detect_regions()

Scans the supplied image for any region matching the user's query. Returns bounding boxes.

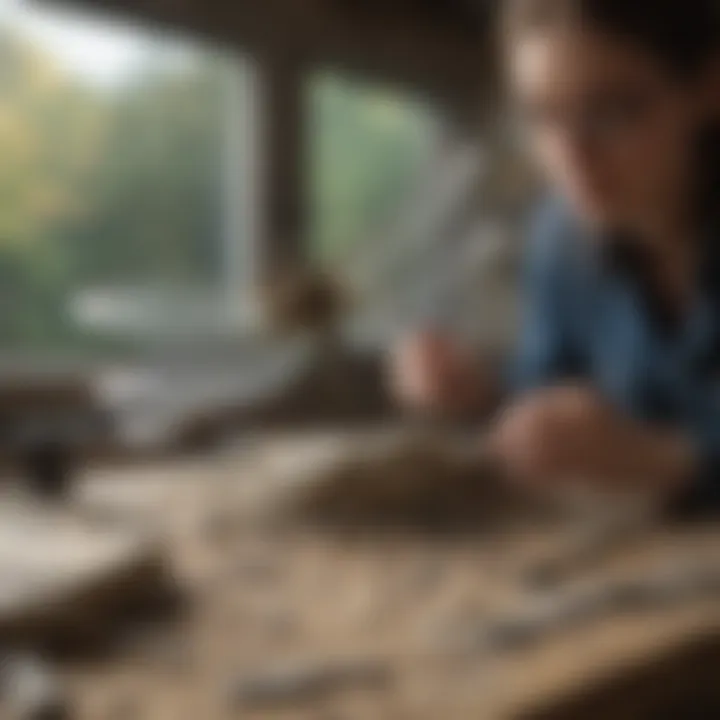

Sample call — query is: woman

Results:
[391,0,720,506]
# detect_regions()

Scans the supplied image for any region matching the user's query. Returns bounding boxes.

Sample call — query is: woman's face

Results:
[509,26,710,231]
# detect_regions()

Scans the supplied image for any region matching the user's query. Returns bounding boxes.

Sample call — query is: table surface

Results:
[3,431,718,720]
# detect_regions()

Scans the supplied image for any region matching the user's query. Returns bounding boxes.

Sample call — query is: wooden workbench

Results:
[3,431,719,719]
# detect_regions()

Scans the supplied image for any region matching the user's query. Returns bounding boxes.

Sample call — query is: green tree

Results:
[0,29,104,347]
[0,30,234,350]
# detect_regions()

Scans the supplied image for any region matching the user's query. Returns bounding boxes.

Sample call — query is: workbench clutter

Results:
[0,430,718,719]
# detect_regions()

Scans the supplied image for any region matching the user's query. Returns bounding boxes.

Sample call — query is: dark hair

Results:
[504,0,720,79]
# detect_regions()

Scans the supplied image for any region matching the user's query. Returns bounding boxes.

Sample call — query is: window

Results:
[309,72,442,263]
[309,72,493,345]
[0,1,257,356]
[0,2,465,357]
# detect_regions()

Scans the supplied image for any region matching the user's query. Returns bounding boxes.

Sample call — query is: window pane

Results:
[0,1,255,355]
[309,72,442,262]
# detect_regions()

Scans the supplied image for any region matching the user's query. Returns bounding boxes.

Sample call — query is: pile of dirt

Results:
[251,428,556,534]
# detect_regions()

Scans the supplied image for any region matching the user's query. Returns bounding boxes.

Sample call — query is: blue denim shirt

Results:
[512,197,720,507]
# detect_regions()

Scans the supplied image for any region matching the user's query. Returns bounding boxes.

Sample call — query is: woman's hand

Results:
[387,329,493,420]
[490,384,696,495]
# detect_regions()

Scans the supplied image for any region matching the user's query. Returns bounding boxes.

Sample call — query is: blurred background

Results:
[0,2,718,719]
[0,0,535,455]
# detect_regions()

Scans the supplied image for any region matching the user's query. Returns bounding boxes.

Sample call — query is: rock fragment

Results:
[228,658,391,709]
[0,653,70,720]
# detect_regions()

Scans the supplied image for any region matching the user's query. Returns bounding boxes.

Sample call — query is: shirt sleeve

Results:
[509,199,587,394]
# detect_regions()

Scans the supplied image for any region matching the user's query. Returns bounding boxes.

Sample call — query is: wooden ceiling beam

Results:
[42,0,491,109]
